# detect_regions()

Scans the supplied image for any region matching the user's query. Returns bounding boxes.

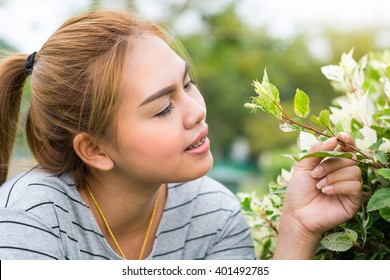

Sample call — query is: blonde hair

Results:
[0,10,168,185]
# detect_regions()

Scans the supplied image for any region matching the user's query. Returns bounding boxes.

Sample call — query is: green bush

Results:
[239,49,390,260]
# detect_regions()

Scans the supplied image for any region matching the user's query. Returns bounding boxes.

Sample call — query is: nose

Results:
[182,93,206,130]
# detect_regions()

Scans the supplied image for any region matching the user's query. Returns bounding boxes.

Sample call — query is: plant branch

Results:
[281,116,386,168]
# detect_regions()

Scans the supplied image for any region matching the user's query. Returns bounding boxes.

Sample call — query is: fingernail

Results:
[316,177,327,189]
[323,137,336,145]
[338,132,348,140]
[311,165,323,178]
[321,185,333,194]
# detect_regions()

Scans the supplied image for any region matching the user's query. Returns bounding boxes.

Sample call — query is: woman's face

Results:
[107,34,213,184]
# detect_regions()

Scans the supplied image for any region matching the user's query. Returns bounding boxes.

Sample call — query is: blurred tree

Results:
[0,38,14,51]
[90,0,101,10]
[324,27,379,62]
[90,0,136,11]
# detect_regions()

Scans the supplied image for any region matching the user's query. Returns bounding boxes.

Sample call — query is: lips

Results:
[186,128,208,151]
[186,137,207,151]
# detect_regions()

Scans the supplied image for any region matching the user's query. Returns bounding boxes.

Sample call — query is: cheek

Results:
[118,127,183,160]
[193,91,206,110]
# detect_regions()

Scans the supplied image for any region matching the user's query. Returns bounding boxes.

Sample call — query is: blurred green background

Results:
[2,0,389,194]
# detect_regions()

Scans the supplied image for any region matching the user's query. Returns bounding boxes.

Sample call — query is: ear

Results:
[73,133,114,171]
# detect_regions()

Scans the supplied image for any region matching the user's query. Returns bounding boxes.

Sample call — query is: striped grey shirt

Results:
[0,167,255,260]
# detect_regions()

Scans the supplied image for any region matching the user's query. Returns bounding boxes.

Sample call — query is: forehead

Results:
[123,34,184,101]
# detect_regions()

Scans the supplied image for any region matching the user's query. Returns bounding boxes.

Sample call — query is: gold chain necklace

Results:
[86,184,158,260]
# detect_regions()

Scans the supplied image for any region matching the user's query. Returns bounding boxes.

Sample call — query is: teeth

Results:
[187,137,206,150]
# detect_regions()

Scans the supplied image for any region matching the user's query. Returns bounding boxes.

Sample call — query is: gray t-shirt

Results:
[0,167,255,260]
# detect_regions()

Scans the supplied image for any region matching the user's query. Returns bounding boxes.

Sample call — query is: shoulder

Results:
[0,167,86,211]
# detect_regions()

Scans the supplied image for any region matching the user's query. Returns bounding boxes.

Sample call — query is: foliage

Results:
[179,3,337,159]
[239,49,390,259]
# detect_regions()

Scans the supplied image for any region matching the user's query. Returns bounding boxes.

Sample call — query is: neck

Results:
[78,173,167,259]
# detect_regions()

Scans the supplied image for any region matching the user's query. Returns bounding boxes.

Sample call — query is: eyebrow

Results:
[138,61,190,107]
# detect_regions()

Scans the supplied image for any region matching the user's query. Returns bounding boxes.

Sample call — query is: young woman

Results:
[0,10,362,260]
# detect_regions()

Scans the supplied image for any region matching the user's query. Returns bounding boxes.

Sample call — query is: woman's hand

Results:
[274,132,362,259]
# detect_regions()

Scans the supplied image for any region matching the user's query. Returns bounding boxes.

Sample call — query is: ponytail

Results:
[0,52,29,184]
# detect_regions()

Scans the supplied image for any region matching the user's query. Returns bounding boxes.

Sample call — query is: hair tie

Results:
[25,51,37,75]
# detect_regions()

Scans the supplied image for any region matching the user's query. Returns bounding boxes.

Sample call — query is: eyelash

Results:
[155,80,196,118]
[155,103,175,118]
[184,79,196,91]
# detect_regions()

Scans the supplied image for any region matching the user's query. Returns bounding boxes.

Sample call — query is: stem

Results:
[258,209,279,235]
[343,67,359,98]
[325,125,336,137]
[303,117,311,128]
[353,240,364,251]
[281,116,386,169]
[336,141,374,163]
[282,116,332,138]
[265,217,279,235]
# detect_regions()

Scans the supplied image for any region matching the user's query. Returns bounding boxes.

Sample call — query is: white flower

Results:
[298,131,318,153]
[277,168,293,187]
[385,81,390,100]
[379,138,390,153]
[329,105,353,133]
[321,65,344,81]
[355,126,377,153]
[334,93,374,127]
[340,49,357,74]
[379,77,390,100]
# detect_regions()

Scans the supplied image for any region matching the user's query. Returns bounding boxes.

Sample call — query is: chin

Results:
[187,153,214,180]
[172,153,214,183]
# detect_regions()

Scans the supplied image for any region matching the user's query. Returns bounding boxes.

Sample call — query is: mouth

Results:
[185,128,209,152]
[186,137,207,151]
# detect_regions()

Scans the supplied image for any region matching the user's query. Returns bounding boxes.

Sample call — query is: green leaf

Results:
[310,110,331,129]
[344,228,358,242]
[310,115,321,125]
[373,151,388,165]
[367,188,390,212]
[279,122,305,133]
[320,232,354,252]
[361,214,372,244]
[263,82,280,104]
[374,108,390,118]
[319,110,331,128]
[251,77,282,119]
[241,197,252,212]
[260,238,272,260]
[299,151,353,161]
[249,70,283,119]
[379,207,390,222]
[386,66,390,79]
[376,168,390,180]
[252,95,282,119]
[262,68,269,83]
[294,89,310,118]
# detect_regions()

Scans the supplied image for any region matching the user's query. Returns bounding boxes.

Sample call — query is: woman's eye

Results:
[184,79,196,91]
[155,103,175,118]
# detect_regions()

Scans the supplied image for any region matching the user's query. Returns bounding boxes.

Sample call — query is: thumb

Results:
[296,137,338,171]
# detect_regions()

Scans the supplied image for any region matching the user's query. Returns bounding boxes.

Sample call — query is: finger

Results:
[314,165,362,190]
[297,137,338,171]
[336,132,357,152]
[311,156,358,179]
[319,180,362,198]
